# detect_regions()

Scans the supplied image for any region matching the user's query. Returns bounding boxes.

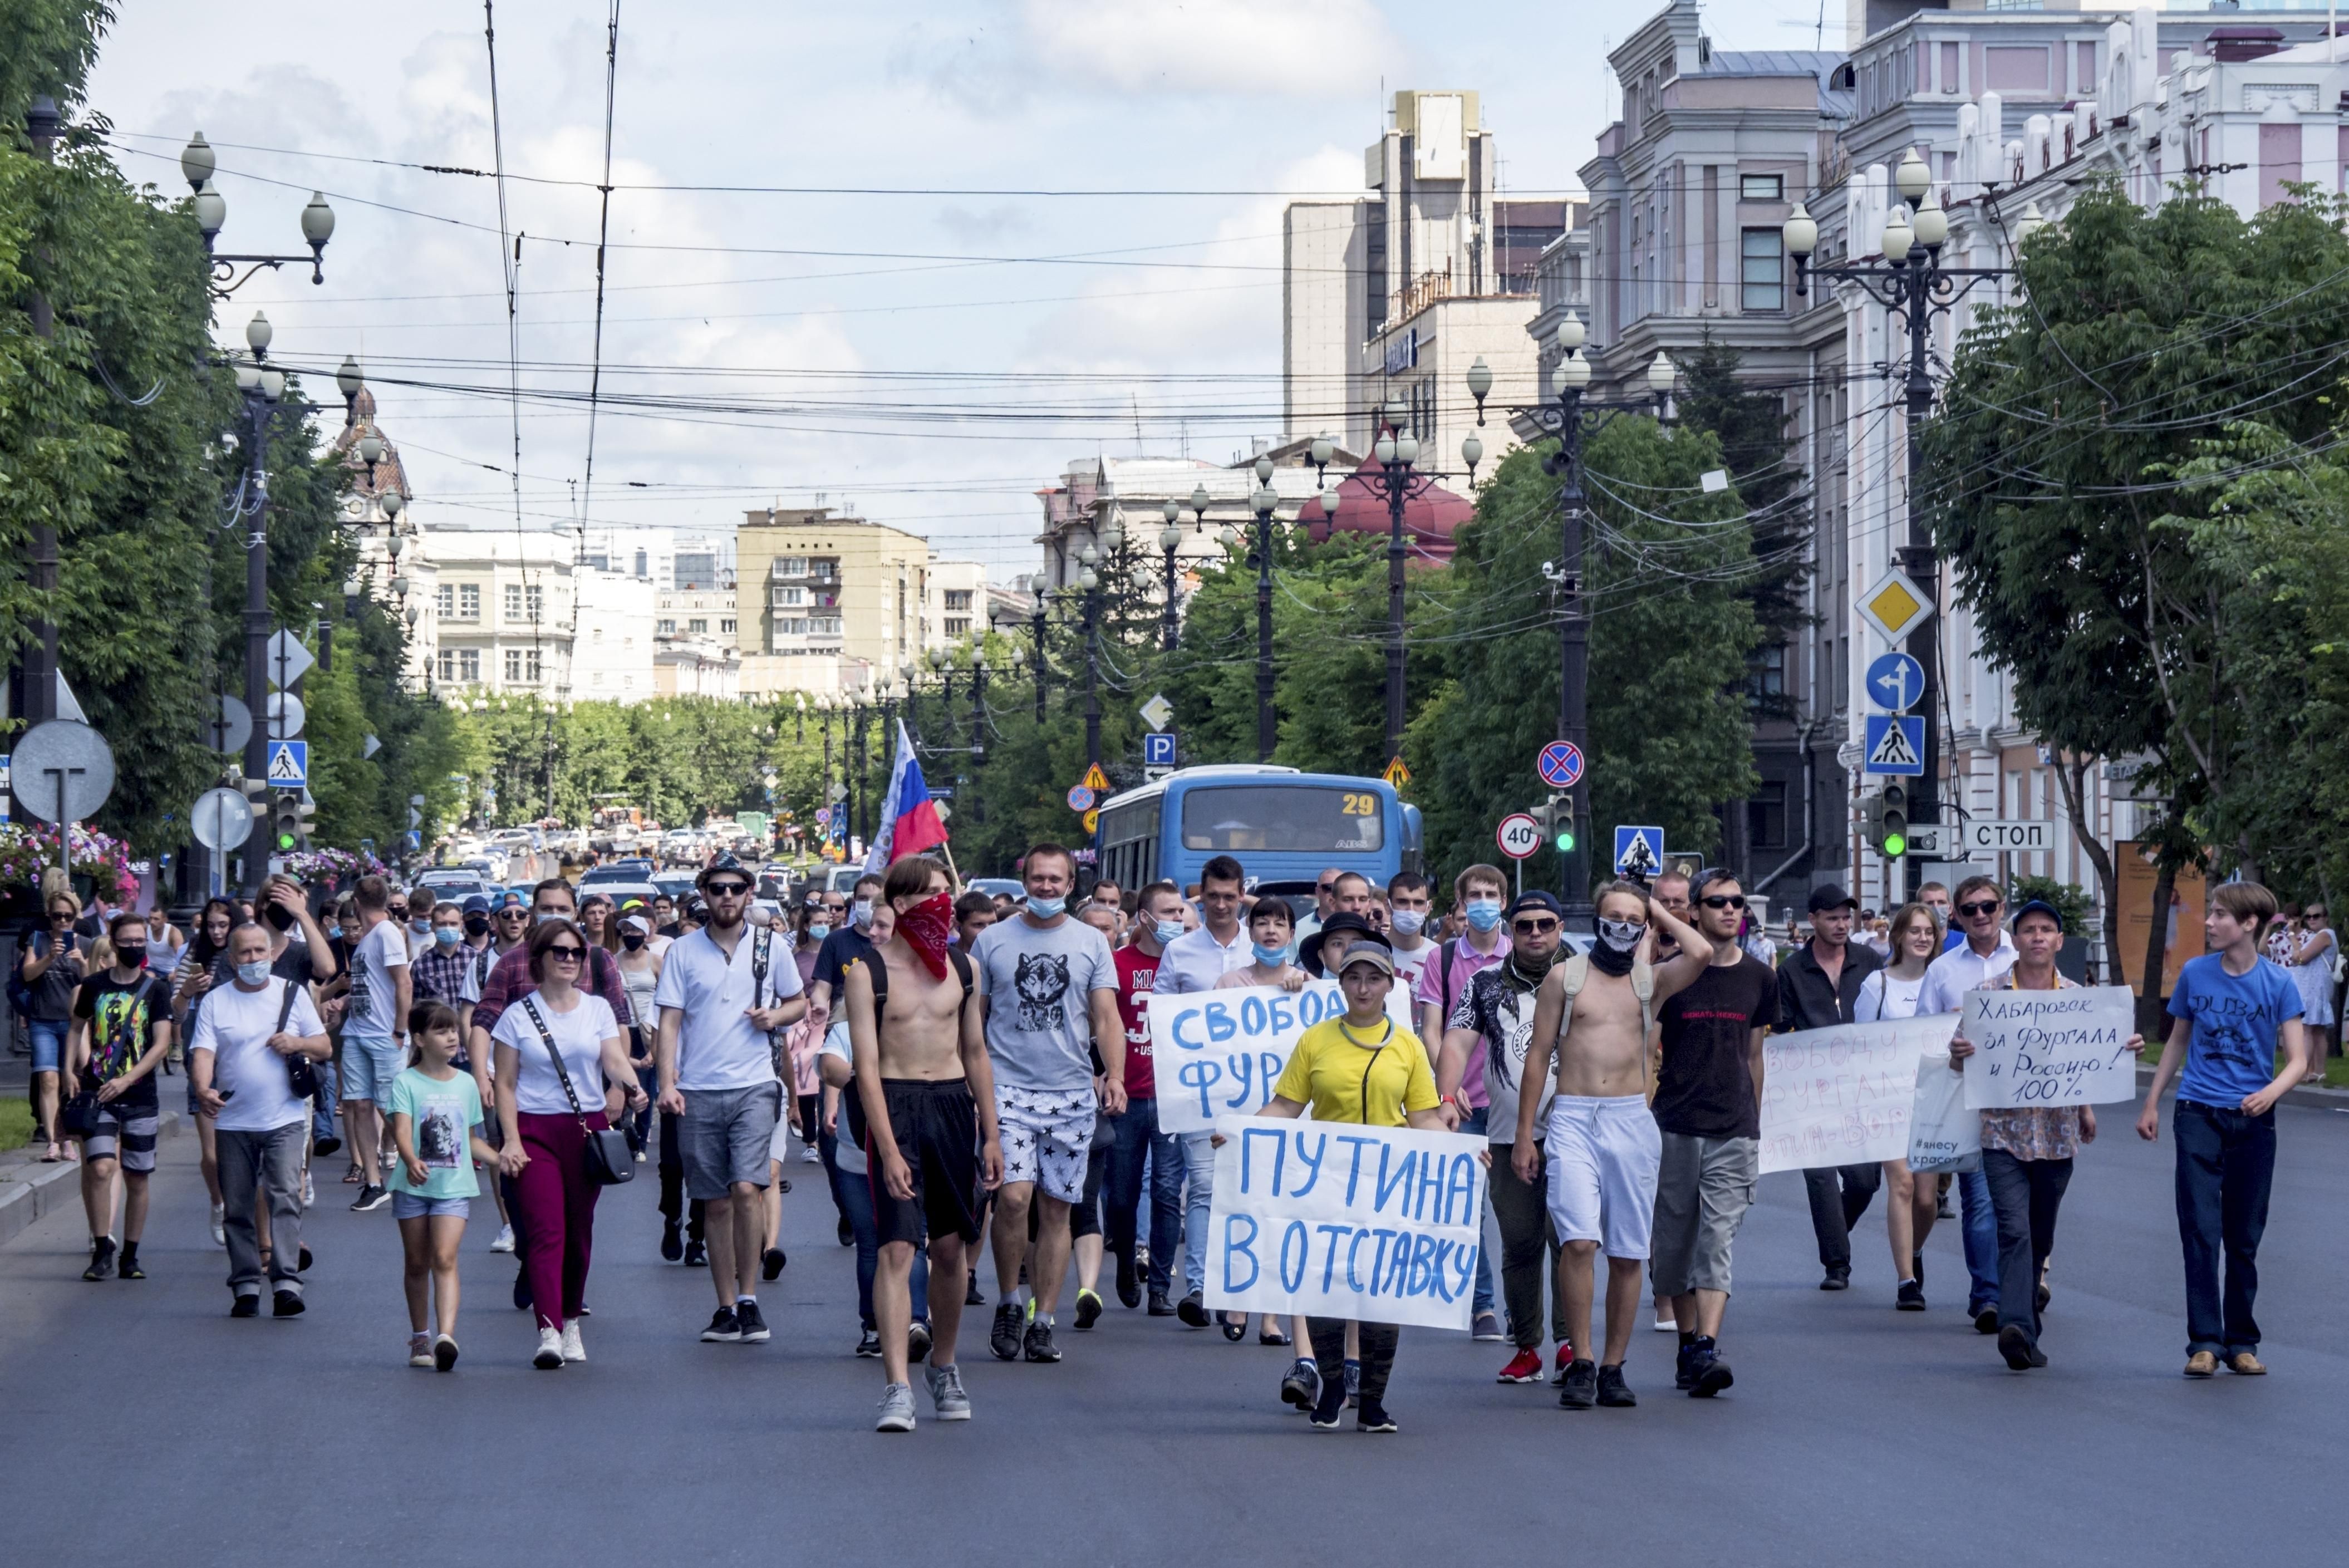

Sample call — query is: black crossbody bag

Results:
[519,994,634,1186]
[277,979,320,1098]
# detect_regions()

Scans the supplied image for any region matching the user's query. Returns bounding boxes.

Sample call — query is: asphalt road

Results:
[6,1099,2347,1567]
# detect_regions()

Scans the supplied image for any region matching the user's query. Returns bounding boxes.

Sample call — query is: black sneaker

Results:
[1897,1279,1927,1311]
[701,1306,743,1343]
[1687,1338,1733,1398]
[352,1184,391,1213]
[1559,1358,1599,1409]
[989,1301,1024,1360]
[272,1289,305,1318]
[1596,1363,1637,1407]
[735,1300,770,1343]
[856,1328,882,1358]
[1280,1358,1320,1410]
[82,1238,115,1281]
[2035,1282,2052,1315]
[512,1270,532,1311]
[229,1293,261,1318]
[837,1214,855,1247]
[1913,1252,1924,1289]
[1074,1289,1103,1330]
[297,1246,312,1273]
[761,1246,787,1282]
[1997,1324,2045,1371]
[116,1246,145,1281]
[1115,1249,1140,1309]
[1176,1291,1208,1328]
[1023,1318,1062,1363]
[1309,1377,1346,1430]
[1147,1289,1174,1317]
[966,1274,985,1306]
[313,1136,342,1158]
[908,1319,933,1365]
[660,1220,683,1262]
[1972,1306,1999,1335]
[1819,1266,1850,1291]
[683,1240,707,1269]
[1355,1400,1398,1434]
[1674,1340,1698,1390]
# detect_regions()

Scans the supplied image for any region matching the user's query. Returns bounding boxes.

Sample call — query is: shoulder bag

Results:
[276,978,320,1098]
[519,994,633,1186]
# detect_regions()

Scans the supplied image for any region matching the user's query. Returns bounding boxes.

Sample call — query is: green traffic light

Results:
[1883,831,1906,858]
[1557,830,1575,852]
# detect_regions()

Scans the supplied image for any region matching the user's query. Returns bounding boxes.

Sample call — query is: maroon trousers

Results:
[515,1110,606,1332]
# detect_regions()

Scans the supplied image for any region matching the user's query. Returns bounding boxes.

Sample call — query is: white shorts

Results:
[1545,1094,1663,1261]
[995,1085,1097,1205]
[769,1113,793,1166]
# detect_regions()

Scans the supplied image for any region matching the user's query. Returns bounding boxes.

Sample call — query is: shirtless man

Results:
[1512,882,1711,1410]
[845,856,1004,1432]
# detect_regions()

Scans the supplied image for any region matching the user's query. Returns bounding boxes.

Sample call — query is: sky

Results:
[84,0,1835,578]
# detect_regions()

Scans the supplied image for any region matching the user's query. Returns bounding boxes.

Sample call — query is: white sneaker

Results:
[799,1146,821,1164]
[561,1320,586,1363]
[209,1202,227,1248]
[301,1171,314,1210]
[534,1327,565,1369]
[490,1225,516,1254]
[1653,1315,1677,1333]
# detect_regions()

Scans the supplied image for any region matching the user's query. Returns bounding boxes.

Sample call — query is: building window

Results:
[773,557,808,579]
[1747,781,1787,850]
[658,618,676,635]
[943,589,974,612]
[435,584,454,617]
[810,559,838,583]
[1740,228,1783,313]
[1748,642,1786,704]
[455,648,479,682]
[505,583,521,620]
[1739,174,1782,202]
[720,618,736,635]
[436,648,454,681]
[773,586,805,608]
[945,618,970,638]
[689,618,708,633]
[502,648,543,684]
[459,584,480,619]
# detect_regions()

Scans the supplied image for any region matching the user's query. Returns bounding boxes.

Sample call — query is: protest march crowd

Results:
[19,838,2309,1432]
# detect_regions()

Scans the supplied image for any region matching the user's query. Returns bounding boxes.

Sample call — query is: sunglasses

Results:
[1512,917,1560,934]
[1957,899,2002,917]
[544,946,587,962]
[1700,894,1747,910]
[1316,883,1336,894]
[705,882,751,897]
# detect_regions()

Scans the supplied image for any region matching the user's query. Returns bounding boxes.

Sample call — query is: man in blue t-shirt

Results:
[2137,881,2307,1379]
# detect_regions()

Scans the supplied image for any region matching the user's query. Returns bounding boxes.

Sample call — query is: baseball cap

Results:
[1507,891,1563,921]
[1335,940,1396,979]
[697,854,748,888]
[1807,884,1858,913]
[1314,912,1389,950]
[620,913,651,936]
[2011,898,2064,930]
[460,894,492,915]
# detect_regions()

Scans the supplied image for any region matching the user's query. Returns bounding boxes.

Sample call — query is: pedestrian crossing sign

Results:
[1613,825,1665,878]
[1863,715,1925,776]
[266,739,308,788]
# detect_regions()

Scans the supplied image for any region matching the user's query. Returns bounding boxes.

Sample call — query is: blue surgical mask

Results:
[410,917,432,936]
[1027,897,1067,920]
[236,960,273,986]
[1464,898,1503,933]
[433,926,461,948]
[1153,920,1185,948]
[851,899,875,929]
[807,923,832,943]
[1252,941,1291,967]
[326,925,344,941]
[1390,909,1426,937]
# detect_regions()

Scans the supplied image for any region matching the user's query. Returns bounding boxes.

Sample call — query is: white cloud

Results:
[1021,0,1397,95]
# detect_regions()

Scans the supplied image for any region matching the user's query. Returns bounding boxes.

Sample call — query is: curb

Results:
[0,1105,184,1252]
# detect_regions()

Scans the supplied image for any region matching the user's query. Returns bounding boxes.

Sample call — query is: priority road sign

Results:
[1496,813,1542,860]
[265,628,314,690]
[266,739,309,788]
[1142,731,1177,767]
[1863,715,1925,776]
[1139,693,1174,732]
[1856,569,1934,643]
[1865,651,1925,712]
[1536,740,1585,790]
[1614,825,1665,878]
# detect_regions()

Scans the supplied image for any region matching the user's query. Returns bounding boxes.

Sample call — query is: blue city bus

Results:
[1092,765,1422,903]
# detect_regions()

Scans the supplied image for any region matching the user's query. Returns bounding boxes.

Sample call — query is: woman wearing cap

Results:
[1236,939,1457,1433]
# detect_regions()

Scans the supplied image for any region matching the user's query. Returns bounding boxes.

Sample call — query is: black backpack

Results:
[838,948,974,1151]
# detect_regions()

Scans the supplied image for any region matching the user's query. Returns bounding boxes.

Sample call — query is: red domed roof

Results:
[1303,459,1474,564]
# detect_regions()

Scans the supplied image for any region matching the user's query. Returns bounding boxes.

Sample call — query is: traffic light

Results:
[1530,793,1575,854]
[272,790,302,854]
[1872,783,1909,860]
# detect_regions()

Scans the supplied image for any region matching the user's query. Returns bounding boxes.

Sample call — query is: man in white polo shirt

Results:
[655,857,807,1346]
[1149,852,1253,1326]
[1914,874,2016,1333]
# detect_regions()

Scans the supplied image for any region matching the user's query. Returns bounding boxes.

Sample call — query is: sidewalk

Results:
[0,1098,187,1251]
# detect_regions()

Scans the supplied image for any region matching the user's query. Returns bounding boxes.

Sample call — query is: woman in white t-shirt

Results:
[491,918,644,1370]
[1854,902,1943,1312]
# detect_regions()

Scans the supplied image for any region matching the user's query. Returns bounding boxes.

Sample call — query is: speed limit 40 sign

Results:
[1496,812,1542,860]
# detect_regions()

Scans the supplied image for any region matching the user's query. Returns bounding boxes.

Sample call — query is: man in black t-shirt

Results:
[66,912,176,1281]
[1649,869,1777,1399]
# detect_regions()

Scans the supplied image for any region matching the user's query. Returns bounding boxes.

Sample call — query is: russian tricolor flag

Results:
[864,718,949,871]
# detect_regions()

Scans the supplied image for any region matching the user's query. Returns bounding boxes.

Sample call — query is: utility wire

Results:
[579,0,621,569]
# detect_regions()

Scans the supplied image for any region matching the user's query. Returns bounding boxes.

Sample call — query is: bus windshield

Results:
[1178,785,1384,854]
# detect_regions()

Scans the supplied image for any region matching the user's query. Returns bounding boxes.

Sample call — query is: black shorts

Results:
[869,1079,983,1249]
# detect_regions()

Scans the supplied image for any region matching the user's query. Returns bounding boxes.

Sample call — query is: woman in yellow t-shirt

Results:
[1256,941,1451,1432]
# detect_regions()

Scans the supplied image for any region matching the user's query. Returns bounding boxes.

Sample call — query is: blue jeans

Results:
[1457,1106,1498,1318]
[1099,1099,1180,1289]
[2174,1099,2277,1356]
[1146,1117,1184,1295]
[1982,1149,2072,1348]
[1958,1164,1998,1314]
[311,1057,340,1145]
[1181,1130,1217,1296]
[830,1157,928,1331]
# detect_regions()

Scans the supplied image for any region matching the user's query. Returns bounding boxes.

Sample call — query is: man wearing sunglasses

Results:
[1915,874,2019,1330]
[655,857,808,1346]
[1651,871,1777,1399]
[1775,884,1885,1291]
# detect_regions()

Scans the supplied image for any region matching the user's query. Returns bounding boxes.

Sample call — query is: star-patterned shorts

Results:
[994,1085,1097,1203]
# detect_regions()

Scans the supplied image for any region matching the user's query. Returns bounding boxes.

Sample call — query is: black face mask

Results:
[263,903,295,932]
[464,913,490,936]
[115,944,148,968]
[620,931,646,951]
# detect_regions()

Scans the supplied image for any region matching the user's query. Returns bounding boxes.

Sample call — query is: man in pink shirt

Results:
[1413,861,1510,1341]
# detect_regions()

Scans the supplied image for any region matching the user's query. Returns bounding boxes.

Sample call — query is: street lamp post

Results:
[1157,503,1183,651]
[1470,316,1674,927]
[182,131,336,297]
[1026,574,1050,722]
[1781,149,2017,903]
[1077,547,1103,773]
[17,99,63,755]
[1249,483,1279,761]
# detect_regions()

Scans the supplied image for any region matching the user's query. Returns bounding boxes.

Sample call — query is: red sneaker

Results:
[1497,1348,1544,1384]
[1551,1343,1576,1384]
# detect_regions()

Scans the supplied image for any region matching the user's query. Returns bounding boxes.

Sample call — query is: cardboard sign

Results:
[1962,985,2139,1108]
[1150,980,1414,1136]
[1759,1016,1954,1174]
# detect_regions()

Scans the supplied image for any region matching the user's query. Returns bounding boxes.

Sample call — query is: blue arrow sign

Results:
[266,739,308,788]
[1865,651,1926,713]
[1863,715,1925,776]
[1613,824,1665,877]
[1537,740,1585,789]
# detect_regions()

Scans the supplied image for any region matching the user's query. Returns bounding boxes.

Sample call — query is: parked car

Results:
[581,859,656,886]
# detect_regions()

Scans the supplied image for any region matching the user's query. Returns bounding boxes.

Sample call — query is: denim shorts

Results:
[28,1018,67,1073]
[680,1081,782,1199]
[341,1035,406,1107]
[391,1192,471,1220]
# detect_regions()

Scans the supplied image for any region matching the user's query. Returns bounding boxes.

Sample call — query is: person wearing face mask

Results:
[212,877,341,1206]
[410,903,475,1009]
[1413,862,1513,1339]
[1098,882,1187,1319]
[809,874,887,1029]
[1383,872,1436,986]
[1153,854,1254,1325]
[65,912,177,1282]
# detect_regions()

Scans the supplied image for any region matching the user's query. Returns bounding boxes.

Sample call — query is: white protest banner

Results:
[1202,1115,1486,1333]
[1961,984,2140,1108]
[1149,981,1413,1136]
[1906,1051,1981,1173]
[1758,1016,1954,1174]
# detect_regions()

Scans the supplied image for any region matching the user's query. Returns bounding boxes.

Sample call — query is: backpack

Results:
[1549,951,1658,1098]
[838,948,975,1151]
